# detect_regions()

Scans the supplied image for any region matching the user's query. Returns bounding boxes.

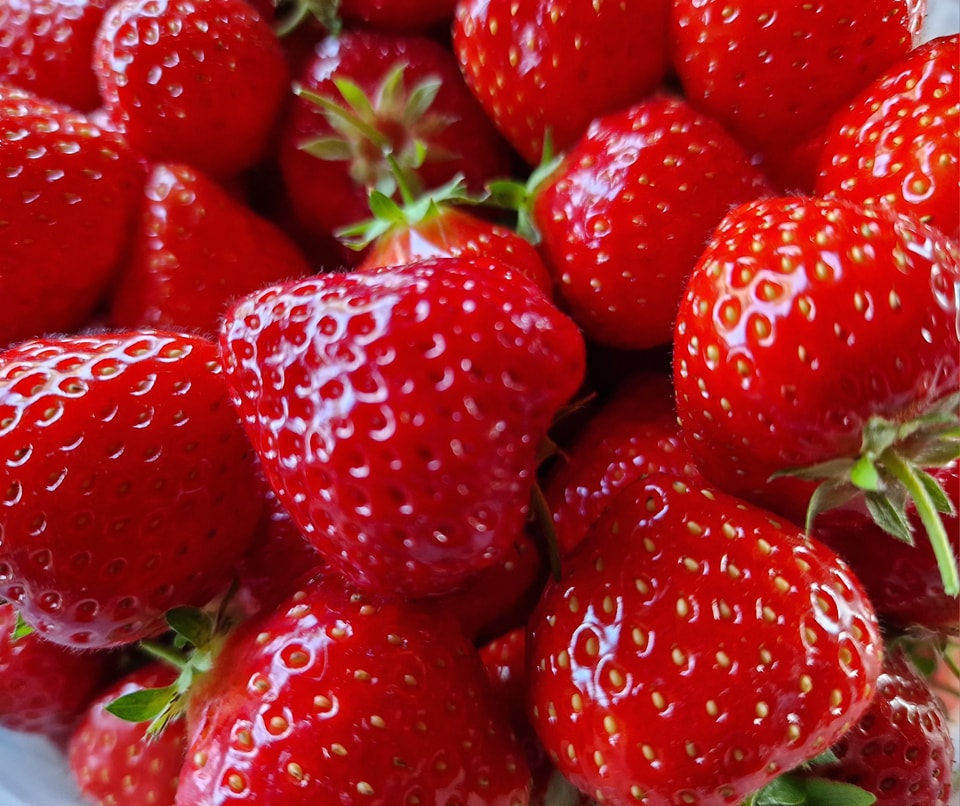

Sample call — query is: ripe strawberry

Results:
[0,86,143,349]
[110,162,313,335]
[0,0,113,111]
[93,0,289,179]
[0,601,112,741]
[816,34,960,240]
[175,572,532,803]
[68,663,187,806]
[0,330,264,648]
[452,0,671,165]
[527,473,884,804]
[529,95,772,350]
[279,29,512,248]
[673,197,960,592]
[340,0,457,33]
[545,372,702,557]
[219,256,585,598]
[671,0,925,163]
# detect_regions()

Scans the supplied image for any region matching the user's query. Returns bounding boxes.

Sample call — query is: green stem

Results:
[882,450,959,596]
[140,640,188,671]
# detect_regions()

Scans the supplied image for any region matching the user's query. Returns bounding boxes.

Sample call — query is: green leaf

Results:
[804,749,840,768]
[864,491,914,544]
[860,416,899,457]
[334,76,376,121]
[166,606,214,648]
[405,76,442,123]
[802,778,876,805]
[771,458,857,484]
[299,137,354,161]
[106,684,177,723]
[751,775,807,806]
[849,455,881,492]
[11,612,34,641]
[804,477,859,533]
[916,467,955,515]
[368,190,404,223]
[374,61,408,111]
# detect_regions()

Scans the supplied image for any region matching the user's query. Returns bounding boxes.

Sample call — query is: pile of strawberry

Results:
[0,0,958,803]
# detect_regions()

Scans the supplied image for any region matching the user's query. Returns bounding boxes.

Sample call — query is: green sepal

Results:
[11,612,34,642]
[864,490,914,545]
[106,684,178,723]
[747,774,876,806]
[166,606,215,649]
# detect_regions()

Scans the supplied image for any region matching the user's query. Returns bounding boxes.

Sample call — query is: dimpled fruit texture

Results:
[219,257,586,598]
[0,330,264,648]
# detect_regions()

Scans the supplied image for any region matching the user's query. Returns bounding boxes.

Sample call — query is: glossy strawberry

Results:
[0,602,112,741]
[0,86,143,348]
[219,256,585,597]
[94,0,288,178]
[340,0,457,32]
[816,34,959,240]
[527,473,884,804]
[110,162,313,335]
[68,663,187,806]
[0,0,113,110]
[530,95,772,349]
[0,330,264,648]
[176,572,532,804]
[453,0,671,165]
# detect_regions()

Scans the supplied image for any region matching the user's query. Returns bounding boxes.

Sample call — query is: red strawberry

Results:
[68,662,187,806]
[0,86,143,348]
[279,29,512,248]
[110,162,313,335]
[175,572,532,803]
[527,473,884,804]
[0,0,113,111]
[816,34,960,240]
[671,0,925,162]
[0,601,112,741]
[93,0,288,179]
[0,330,264,648]
[452,0,671,165]
[219,256,585,598]
[340,0,457,33]
[545,371,702,557]
[529,95,772,349]
[673,197,960,592]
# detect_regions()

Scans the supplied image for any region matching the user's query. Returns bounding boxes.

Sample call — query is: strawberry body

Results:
[177,573,532,804]
[816,34,960,240]
[340,0,457,32]
[531,95,772,349]
[219,257,585,597]
[0,330,264,648]
[93,0,288,178]
[527,474,884,804]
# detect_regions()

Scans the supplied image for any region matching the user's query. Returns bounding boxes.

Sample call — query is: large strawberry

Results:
[816,34,959,240]
[173,572,532,803]
[0,86,143,348]
[93,0,289,178]
[0,330,264,648]
[527,473,884,804]
[452,0,671,165]
[219,256,585,597]
[673,197,960,594]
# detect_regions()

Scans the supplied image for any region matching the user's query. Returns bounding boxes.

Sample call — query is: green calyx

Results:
[271,0,342,39]
[744,772,876,806]
[773,390,960,596]
[10,611,34,642]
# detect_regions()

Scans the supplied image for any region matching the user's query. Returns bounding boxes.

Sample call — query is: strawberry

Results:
[339,0,458,33]
[110,162,313,335]
[219,256,585,597]
[545,372,702,557]
[527,473,884,804]
[278,29,512,248]
[673,197,960,594]
[174,572,532,803]
[0,0,113,111]
[452,0,671,165]
[93,0,289,179]
[671,0,925,163]
[0,330,264,648]
[68,662,187,806]
[0,601,112,742]
[0,86,143,349]
[527,95,772,350]
[816,34,960,240]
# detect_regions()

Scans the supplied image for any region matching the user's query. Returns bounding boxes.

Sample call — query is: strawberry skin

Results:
[177,572,532,804]
[0,330,264,648]
[219,257,585,597]
[527,474,884,804]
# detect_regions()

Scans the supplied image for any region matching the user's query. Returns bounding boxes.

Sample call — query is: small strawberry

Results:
[0,330,265,648]
[110,162,313,335]
[0,86,143,348]
[816,34,960,240]
[452,0,671,165]
[527,473,884,804]
[219,256,585,597]
[173,572,532,803]
[93,0,289,178]
[68,662,187,806]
